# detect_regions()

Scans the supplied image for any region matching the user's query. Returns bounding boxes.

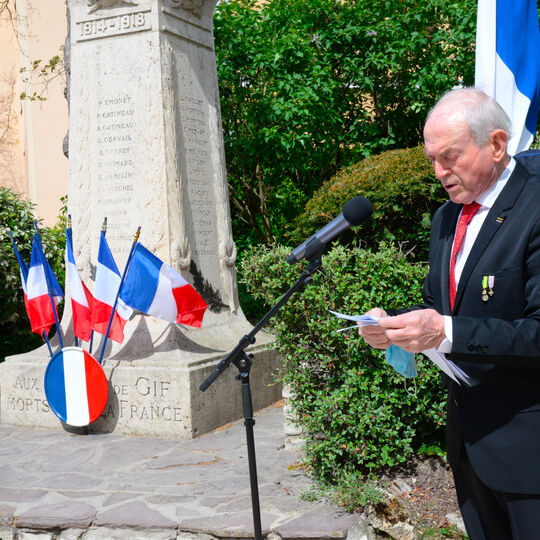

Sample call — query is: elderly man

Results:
[359,87,540,539]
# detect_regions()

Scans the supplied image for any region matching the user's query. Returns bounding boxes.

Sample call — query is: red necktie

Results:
[449,202,480,310]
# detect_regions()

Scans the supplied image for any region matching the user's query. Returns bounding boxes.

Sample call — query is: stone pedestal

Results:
[0,0,282,438]
[1,312,281,438]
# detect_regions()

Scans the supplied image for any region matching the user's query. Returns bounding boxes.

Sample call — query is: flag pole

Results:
[66,215,79,348]
[42,331,53,357]
[33,221,64,349]
[89,217,108,355]
[98,226,141,365]
[7,230,25,270]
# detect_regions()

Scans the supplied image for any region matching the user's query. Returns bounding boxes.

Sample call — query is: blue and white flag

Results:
[120,243,207,327]
[475,0,540,155]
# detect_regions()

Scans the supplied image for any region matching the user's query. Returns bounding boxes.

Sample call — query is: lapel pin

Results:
[488,275,494,297]
[482,275,494,302]
[482,275,489,302]
[496,216,505,224]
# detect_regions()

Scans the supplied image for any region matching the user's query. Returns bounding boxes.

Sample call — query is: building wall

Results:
[0,0,68,226]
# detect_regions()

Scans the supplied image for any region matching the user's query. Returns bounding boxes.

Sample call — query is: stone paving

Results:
[0,404,372,539]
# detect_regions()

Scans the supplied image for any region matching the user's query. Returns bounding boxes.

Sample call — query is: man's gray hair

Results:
[427,87,512,145]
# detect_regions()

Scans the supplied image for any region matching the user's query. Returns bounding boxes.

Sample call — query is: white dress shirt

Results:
[438,158,516,353]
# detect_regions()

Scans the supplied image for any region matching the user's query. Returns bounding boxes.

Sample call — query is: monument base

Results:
[0,312,282,439]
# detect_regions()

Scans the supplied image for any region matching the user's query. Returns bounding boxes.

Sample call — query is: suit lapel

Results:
[452,161,529,312]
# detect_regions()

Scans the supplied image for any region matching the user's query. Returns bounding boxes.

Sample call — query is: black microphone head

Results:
[342,196,373,226]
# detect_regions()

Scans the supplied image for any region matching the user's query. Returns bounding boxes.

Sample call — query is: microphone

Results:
[286,196,373,264]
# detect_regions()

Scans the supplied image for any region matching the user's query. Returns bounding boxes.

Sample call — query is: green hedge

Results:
[288,146,447,261]
[0,188,66,360]
[241,242,446,481]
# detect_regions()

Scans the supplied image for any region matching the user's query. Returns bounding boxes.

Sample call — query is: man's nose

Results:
[433,160,450,179]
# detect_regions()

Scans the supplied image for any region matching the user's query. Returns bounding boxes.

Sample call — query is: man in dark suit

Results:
[359,87,540,539]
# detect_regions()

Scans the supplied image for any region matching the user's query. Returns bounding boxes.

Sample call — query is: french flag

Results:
[44,347,109,427]
[91,231,133,343]
[26,236,64,336]
[475,0,540,154]
[66,230,94,342]
[120,243,207,327]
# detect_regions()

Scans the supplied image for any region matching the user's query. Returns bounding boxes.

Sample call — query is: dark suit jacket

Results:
[395,155,540,493]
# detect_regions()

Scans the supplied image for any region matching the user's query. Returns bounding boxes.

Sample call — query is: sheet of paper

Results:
[421,348,474,387]
[422,348,461,384]
[329,310,380,326]
[445,358,476,387]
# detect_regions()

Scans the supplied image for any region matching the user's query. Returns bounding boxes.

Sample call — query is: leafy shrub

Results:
[289,146,447,261]
[241,242,446,482]
[0,188,66,360]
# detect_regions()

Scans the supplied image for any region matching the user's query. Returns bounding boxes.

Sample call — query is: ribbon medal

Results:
[482,275,494,302]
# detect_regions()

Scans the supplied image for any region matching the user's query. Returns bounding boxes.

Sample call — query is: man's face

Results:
[423,113,499,205]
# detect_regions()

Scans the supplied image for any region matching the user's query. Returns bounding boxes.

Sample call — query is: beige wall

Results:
[0,0,68,226]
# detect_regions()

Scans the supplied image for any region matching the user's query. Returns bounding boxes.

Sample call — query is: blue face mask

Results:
[385,344,417,378]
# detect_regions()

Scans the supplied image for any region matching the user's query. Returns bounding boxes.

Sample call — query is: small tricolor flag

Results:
[120,243,207,327]
[475,0,540,154]
[91,231,133,343]
[66,230,94,342]
[26,235,64,336]
[44,347,109,426]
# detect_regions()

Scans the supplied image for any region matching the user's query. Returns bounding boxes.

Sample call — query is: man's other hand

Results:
[377,309,445,353]
[357,307,391,349]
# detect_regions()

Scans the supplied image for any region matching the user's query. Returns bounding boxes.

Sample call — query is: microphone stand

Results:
[200,241,324,540]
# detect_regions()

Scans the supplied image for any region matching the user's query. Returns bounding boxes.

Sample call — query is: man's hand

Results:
[377,309,445,353]
[357,307,392,349]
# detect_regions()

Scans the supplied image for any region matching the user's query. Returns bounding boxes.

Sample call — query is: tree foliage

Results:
[214,0,477,247]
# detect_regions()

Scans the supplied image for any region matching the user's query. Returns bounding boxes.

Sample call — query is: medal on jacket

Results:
[482,275,494,302]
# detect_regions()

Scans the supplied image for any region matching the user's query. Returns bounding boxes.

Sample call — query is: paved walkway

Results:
[0,404,369,539]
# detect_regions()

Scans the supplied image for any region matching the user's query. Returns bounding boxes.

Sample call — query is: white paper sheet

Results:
[421,348,474,387]
[328,310,380,326]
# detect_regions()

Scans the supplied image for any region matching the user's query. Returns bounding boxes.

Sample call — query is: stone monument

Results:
[0,0,282,438]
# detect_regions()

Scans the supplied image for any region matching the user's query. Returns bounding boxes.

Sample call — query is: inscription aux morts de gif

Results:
[7,376,50,414]
[101,376,183,423]
[6,375,182,423]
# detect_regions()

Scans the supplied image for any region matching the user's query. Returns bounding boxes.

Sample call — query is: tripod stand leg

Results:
[238,357,263,540]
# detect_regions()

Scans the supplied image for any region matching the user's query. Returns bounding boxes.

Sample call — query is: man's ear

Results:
[490,129,509,163]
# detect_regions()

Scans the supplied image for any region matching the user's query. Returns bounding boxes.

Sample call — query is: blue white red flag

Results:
[475,0,540,154]
[120,243,207,327]
[26,235,64,336]
[44,346,109,427]
[66,230,94,342]
[91,231,133,342]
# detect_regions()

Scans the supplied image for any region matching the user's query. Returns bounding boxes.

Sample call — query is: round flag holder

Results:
[44,346,109,427]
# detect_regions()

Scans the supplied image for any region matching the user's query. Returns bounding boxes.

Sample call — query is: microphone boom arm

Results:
[200,241,323,391]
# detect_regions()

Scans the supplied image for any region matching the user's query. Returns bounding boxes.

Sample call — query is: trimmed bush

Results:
[289,146,447,260]
[241,242,446,481]
[0,188,66,360]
